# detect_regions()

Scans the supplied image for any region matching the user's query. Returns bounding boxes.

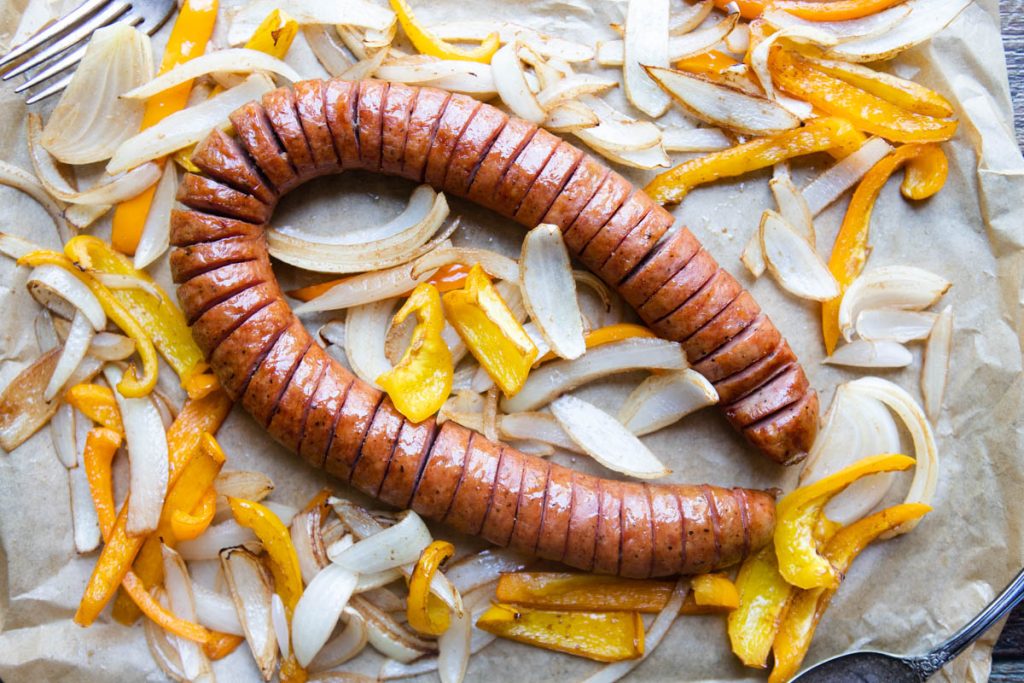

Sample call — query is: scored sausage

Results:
[168,78,816,577]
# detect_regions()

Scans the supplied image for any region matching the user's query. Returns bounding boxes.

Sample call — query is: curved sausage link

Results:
[169,79,805,577]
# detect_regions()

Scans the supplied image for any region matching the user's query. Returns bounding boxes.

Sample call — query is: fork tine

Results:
[25,74,74,105]
[0,0,110,70]
[2,1,131,80]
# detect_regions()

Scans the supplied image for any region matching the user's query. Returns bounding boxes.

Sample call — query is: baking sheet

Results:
[1,0,1023,680]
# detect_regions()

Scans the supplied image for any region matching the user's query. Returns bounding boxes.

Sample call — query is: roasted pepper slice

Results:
[64,236,210,393]
[769,503,932,683]
[111,0,218,254]
[692,573,740,609]
[727,544,793,668]
[775,454,915,590]
[83,426,122,540]
[820,143,945,353]
[713,0,765,20]
[121,569,212,643]
[407,540,456,635]
[18,250,158,397]
[771,0,905,21]
[800,57,954,119]
[443,264,538,397]
[676,49,739,75]
[377,283,453,423]
[477,603,644,662]
[204,631,245,661]
[901,144,948,200]
[390,0,500,62]
[769,50,958,144]
[67,384,124,435]
[171,486,217,541]
[645,117,862,205]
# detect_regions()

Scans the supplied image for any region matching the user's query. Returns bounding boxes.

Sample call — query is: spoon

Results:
[792,567,1024,682]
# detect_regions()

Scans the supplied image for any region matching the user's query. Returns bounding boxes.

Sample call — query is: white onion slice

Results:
[303,26,355,76]
[574,133,669,170]
[444,549,528,595]
[492,42,546,123]
[856,309,937,342]
[623,0,670,117]
[228,0,396,45]
[544,101,599,131]
[551,395,670,479]
[827,0,971,62]
[583,579,689,683]
[411,246,519,282]
[65,204,110,231]
[725,22,751,53]
[344,299,396,389]
[428,21,593,62]
[340,47,390,82]
[520,224,585,360]
[802,137,893,215]
[309,607,368,672]
[41,24,152,165]
[179,520,258,560]
[499,411,581,454]
[26,265,106,330]
[192,583,245,636]
[670,0,714,34]
[0,164,70,242]
[376,59,495,95]
[618,370,718,436]
[660,126,732,152]
[646,66,800,136]
[770,174,815,244]
[134,165,179,270]
[838,266,951,342]
[823,340,914,368]
[502,338,688,412]
[762,5,910,42]
[45,311,94,401]
[163,545,212,681]
[845,377,939,536]
[354,595,438,663]
[103,365,168,536]
[921,305,953,422]
[144,595,187,682]
[572,96,662,152]
[124,49,301,99]
[272,592,290,662]
[597,14,738,66]
[68,464,101,553]
[222,546,278,678]
[50,403,77,468]
[93,273,162,302]
[536,74,618,110]
[216,470,275,504]
[438,590,471,683]
[292,510,330,587]
[107,74,275,174]
[741,229,766,279]
[761,210,839,301]
[751,26,838,101]
[294,243,451,314]
[329,511,432,574]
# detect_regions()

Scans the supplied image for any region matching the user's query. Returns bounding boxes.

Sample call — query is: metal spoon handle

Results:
[912,567,1024,679]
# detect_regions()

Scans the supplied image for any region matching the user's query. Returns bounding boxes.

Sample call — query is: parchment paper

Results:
[1,0,1022,680]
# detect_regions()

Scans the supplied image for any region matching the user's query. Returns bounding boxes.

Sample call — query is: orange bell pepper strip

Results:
[121,569,213,643]
[18,250,158,397]
[537,323,656,364]
[477,603,645,662]
[390,0,500,62]
[377,283,454,423]
[676,49,739,75]
[901,144,948,200]
[713,0,765,20]
[443,264,538,397]
[645,117,863,205]
[83,427,122,540]
[771,0,905,21]
[820,143,944,353]
[171,486,217,541]
[769,503,932,683]
[799,57,954,119]
[727,544,793,668]
[692,572,740,610]
[775,454,915,590]
[64,235,210,395]
[204,631,245,660]
[407,540,456,635]
[769,50,958,144]
[110,0,218,255]
[67,384,124,435]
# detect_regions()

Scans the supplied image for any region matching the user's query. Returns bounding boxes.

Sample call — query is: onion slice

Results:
[125,49,301,100]
[921,305,953,421]
[329,511,432,574]
[646,66,799,136]
[856,309,937,342]
[762,5,910,42]
[45,311,94,401]
[660,126,732,152]
[228,0,397,45]
[0,163,71,242]
[761,210,839,301]
[551,395,670,479]
[192,583,245,636]
[179,520,258,560]
[50,402,77,468]
[411,246,519,282]
[802,137,893,215]
[221,546,278,678]
[444,549,528,595]
[498,411,581,454]
[618,370,718,436]
[519,224,585,360]
[104,364,168,536]
[134,165,179,269]
[309,607,368,672]
[26,264,106,330]
[823,340,914,368]
[69,464,101,553]
[623,0,670,117]
[163,545,212,681]
[837,266,951,342]
[502,338,688,412]
[536,74,618,109]
[491,42,546,123]
[770,174,815,244]
[344,299,396,389]
[544,101,599,131]
[572,96,661,152]
[438,590,471,683]
[293,563,359,667]
[353,595,437,663]
[827,0,971,62]
[597,14,738,66]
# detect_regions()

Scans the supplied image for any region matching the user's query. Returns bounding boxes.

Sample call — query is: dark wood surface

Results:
[989,3,1022,680]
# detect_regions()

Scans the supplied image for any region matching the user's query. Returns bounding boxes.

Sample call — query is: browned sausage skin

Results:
[169,79,804,578]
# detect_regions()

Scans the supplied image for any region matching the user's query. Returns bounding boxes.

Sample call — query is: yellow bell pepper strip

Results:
[820,143,940,353]
[407,540,456,636]
[377,283,453,423]
[121,569,213,643]
[171,486,217,541]
[727,544,793,669]
[204,631,245,660]
[901,144,948,200]
[173,9,299,172]
[801,58,954,119]
[769,503,932,683]
[65,236,208,393]
[537,323,656,364]
[645,117,862,205]
[111,0,218,255]
[676,49,740,75]
[477,604,644,662]
[775,453,915,590]
[769,50,958,144]
[443,264,538,397]
[771,0,905,21]
[713,0,765,20]
[692,572,740,610]
[67,384,124,435]
[390,0,500,63]
[18,250,158,397]
[83,427,122,540]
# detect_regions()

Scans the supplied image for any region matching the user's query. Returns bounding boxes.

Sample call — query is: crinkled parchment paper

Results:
[0,0,1022,680]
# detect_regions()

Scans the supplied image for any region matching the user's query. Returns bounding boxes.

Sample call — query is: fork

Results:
[0,0,176,104]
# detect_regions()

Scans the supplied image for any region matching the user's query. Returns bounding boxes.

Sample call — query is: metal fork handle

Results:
[909,567,1024,679]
